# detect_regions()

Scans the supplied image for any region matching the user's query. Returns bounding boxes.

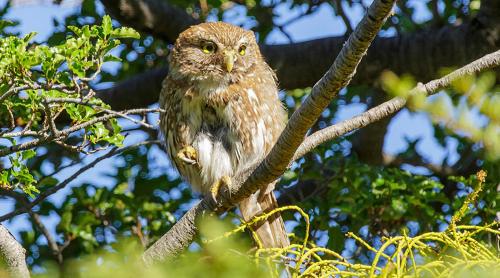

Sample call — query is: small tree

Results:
[0,0,498,277]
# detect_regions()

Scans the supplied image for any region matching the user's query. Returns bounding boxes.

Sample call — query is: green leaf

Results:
[102,15,112,36]
[68,25,82,36]
[110,27,140,39]
[22,183,39,198]
[21,149,36,160]
[23,32,37,42]
[38,177,59,187]
[0,20,16,31]
[59,209,73,232]
[391,199,408,215]
[103,54,122,62]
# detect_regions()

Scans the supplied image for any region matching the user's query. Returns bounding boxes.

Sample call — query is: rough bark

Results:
[97,0,500,111]
[0,225,30,278]
[100,0,198,42]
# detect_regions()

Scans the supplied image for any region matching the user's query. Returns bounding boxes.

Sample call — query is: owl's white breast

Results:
[193,133,233,192]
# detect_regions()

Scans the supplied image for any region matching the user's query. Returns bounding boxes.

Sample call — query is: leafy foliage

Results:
[32,171,499,278]
[0,0,498,277]
[0,15,140,195]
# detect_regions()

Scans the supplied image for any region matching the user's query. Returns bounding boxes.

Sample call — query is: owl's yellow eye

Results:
[201,42,216,54]
[238,45,246,56]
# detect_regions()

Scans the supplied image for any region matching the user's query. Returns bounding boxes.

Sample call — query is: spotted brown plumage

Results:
[159,22,289,248]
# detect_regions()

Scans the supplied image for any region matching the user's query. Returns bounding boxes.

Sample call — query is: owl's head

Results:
[168,22,260,86]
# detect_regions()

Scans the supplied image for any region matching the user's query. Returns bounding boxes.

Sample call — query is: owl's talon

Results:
[211,176,232,202]
[177,146,197,165]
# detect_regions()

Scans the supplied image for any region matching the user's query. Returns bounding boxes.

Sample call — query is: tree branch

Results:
[28,212,63,264]
[142,0,396,264]
[100,0,198,42]
[0,107,161,157]
[2,192,64,264]
[294,50,500,160]
[0,225,30,278]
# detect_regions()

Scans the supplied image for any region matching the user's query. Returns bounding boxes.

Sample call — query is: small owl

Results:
[159,22,289,248]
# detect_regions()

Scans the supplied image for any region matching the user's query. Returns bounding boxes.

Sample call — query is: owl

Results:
[159,22,289,248]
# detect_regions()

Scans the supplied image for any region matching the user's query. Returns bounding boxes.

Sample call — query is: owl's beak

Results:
[224,51,236,73]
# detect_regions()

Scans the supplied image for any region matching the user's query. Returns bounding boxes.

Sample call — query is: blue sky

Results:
[0,0,458,240]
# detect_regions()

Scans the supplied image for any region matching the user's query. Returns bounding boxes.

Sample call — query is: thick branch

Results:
[96,67,168,111]
[0,225,30,278]
[142,0,396,264]
[97,0,500,110]
[100,0,198,42]
[143,46,500,264]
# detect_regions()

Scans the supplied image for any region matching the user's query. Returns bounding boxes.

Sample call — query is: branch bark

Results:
[142,0,396,264]
[97,0,500,111]
[0,225,30,278]
[294,50,500,160]
[100,0,198,42]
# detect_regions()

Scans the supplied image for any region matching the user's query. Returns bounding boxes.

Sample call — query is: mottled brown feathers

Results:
[159,22,289,248]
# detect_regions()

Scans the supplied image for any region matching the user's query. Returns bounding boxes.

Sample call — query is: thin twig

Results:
[0,85,32,104]
[0,140,160,222]
[30,212,63,263]
[0,108,161,157]
[334,0,353,33]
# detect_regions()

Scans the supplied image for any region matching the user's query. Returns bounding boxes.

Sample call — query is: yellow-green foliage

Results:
[381,70,500,161]
[34,171,499,278]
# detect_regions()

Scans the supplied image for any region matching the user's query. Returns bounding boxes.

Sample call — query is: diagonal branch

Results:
[142,0,396,264]
[0,225,30,278]
[293,50,500,160]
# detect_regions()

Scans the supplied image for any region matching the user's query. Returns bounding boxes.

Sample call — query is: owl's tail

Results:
[239,189,290,248]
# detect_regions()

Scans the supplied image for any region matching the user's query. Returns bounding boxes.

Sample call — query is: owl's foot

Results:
[210,175,232,202]
[177,146,197,165]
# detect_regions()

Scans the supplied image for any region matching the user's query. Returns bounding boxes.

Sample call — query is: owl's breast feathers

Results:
[160,67,286,193]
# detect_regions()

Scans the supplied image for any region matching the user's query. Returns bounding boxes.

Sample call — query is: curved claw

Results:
[177,146,197,165]
[211,175,232,202]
